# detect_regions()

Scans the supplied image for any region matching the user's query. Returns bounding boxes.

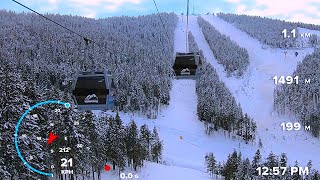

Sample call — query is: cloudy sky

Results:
[1,0,320,24]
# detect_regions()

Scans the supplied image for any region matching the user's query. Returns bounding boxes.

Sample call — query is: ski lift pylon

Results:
[72,70,116,110]
[173,52,201,79]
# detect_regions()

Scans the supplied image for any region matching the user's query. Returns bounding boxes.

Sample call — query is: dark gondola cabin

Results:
[173,52,201,79]
[72,70,115,110]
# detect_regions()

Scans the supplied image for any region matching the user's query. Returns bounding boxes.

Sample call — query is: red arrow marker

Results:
[47,132,58,145]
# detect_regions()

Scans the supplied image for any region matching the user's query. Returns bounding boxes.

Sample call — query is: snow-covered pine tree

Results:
[113,113,128,171]
[286,165,293,180]
[125,120,140,170]
[305,160,313,180]
[265,152,279,168]
[216,161,223,178]
[292,161,302,180]
[312,170,319,180]
[205,152,216,177]
[150,127,163,164]
[251,149,262,177]
[240,158,252,180]
[279,153,288,167]
[104,115,127,171]
[222,150,238,180]
[139,124,152,160]
[264,152,280,179]
[73,111,103,178]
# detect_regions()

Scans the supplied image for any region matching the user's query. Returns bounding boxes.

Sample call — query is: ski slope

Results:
[100,15,319,180]
[189,15,320,168]
[99,16,214,180]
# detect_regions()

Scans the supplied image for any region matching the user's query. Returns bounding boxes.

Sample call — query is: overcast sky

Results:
[1,0,320,24]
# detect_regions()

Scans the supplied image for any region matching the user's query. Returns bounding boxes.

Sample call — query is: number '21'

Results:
[61,158,73,167]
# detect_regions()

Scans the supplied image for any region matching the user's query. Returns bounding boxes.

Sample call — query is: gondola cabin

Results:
[173,52,201,79]
[72,70,115,110]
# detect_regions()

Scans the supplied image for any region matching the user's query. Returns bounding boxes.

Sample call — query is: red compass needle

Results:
[47,132,58,145]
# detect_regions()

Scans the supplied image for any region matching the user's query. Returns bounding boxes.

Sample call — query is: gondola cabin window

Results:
[73,76,109,105]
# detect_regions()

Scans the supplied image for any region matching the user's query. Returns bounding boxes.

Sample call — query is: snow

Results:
[136,162,212,180]
[100,15,320,179]
[101,161,213,180]
[174,16,188,53]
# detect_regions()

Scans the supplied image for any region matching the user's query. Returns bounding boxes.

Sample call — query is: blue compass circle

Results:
[14,100,70,177]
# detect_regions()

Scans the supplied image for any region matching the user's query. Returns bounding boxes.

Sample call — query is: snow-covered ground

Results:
[100,15,319,179]
[101,161,212,180]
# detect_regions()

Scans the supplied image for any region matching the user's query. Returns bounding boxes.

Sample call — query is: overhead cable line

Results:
[11,0,132,68]
[152,0,172,44]
[12,0,94,45]
[186,0,189,53]
[13,0,173,48]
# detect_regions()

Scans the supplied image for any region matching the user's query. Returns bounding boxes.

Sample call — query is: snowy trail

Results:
[188,15,320,168]
[174,16,188,53]
[102,17,213,180]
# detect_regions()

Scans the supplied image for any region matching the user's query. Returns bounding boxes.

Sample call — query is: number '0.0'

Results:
[120,173,138,179]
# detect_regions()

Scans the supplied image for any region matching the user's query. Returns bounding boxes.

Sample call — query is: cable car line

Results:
[186,0,190,53]
[11,0,162,63]
[12,0,95,45]
[152,0,172,44]
[10,1,123,69]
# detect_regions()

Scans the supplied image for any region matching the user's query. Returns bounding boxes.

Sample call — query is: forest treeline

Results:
[189,32,256,143]
[197,16,250,77]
